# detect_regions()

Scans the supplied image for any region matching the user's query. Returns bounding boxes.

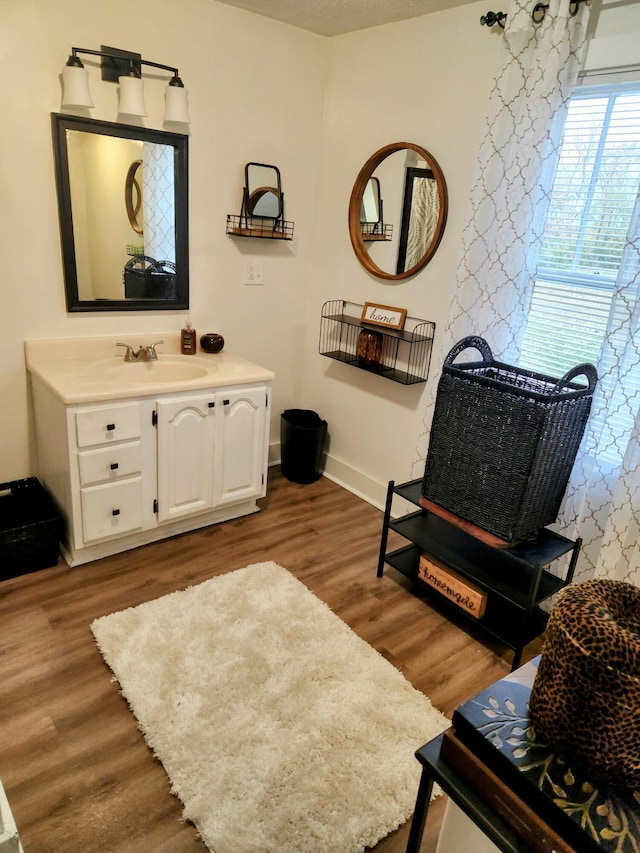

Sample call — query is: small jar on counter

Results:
[200,333,224,353]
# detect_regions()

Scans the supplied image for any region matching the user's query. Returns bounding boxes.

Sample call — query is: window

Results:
[519,84,640,379]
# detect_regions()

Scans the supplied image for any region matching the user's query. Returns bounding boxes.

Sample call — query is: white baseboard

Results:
[268,442,386,512]
[268,441,281,468]
[321,455,387,511]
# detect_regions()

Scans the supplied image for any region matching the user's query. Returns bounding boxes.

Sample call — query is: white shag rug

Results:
[91,561,449,853]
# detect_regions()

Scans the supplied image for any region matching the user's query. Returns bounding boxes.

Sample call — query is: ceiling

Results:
[214,0,474,37]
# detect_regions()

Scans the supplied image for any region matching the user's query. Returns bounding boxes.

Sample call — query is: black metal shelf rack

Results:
[378,479,581,670]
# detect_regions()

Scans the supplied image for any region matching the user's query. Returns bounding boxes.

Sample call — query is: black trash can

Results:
[280,409,328,484]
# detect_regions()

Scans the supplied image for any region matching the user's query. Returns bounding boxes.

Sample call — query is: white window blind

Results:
[520,84,640,378]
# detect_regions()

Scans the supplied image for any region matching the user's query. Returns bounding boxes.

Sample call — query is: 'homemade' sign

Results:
[418,556,487,619]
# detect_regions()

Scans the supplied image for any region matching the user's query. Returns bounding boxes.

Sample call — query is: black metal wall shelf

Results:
[378,479,581,670]
[226,215,294,240]
[319,300,435,385]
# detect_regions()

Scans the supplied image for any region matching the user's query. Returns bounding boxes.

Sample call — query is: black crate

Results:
[422,336,597,542]
[0,478,63,579]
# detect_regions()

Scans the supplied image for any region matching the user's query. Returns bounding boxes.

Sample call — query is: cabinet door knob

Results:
[110,462,119,470]
[106,423,116,431]
[223,399,230,406]
[112,508,120,516]
[208,401,215,408]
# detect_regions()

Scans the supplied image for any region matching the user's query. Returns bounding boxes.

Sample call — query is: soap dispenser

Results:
[181,319,197,355]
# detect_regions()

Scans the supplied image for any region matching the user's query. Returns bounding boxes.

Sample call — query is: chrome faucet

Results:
[116,340,164,362]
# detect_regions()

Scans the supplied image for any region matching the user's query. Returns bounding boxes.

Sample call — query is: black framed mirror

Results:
[348,142,447,281]
[51,113,189,312]
[244,163,282,220]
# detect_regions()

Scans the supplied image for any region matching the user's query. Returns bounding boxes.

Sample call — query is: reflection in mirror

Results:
[248,187,280,218]
[51,113,188,312]
[125,159,144,235]
[396,167,440,274]
[361,177,381,224]
[348,142,447,281]
[360,177,392,243]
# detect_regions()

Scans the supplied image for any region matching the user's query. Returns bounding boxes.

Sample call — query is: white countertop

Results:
[25,333,274,404]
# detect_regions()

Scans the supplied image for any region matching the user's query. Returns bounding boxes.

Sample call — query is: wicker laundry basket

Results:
[421,336,597,542]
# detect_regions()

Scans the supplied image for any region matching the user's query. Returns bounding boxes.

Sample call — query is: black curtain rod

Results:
[480,0,589,28]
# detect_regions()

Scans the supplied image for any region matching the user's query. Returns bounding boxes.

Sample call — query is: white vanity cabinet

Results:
[29,371,271,567]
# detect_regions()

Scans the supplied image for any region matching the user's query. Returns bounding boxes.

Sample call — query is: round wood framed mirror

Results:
[348,142,448,281]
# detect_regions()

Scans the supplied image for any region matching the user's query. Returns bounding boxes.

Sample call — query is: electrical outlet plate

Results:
[244,262,264,285]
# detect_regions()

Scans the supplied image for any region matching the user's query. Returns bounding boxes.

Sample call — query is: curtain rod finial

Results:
[480,10,507,27]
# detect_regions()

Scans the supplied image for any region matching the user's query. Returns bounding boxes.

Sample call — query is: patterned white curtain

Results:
[412,0,640,587]
[412,0,590,466]
[560,192,640,584]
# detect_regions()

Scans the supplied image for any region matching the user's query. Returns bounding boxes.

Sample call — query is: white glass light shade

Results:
[118,75,147,117]
[164,85,190,124]
[61,65,94,108]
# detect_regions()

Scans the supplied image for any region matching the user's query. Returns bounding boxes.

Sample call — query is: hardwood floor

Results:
[0,469,543,852]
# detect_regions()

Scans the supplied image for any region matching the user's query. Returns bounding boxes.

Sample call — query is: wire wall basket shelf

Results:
[319,300,436,385]
[226,214,294,241]
[361,223,393,242]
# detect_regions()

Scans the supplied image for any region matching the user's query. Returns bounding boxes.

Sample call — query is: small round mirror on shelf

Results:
[348,142,448,281]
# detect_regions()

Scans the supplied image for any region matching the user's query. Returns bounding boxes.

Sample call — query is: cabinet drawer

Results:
[77,441,142,486]
[81,478,143,543]
[75,403,141,448]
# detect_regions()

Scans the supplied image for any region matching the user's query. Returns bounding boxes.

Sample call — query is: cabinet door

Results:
[214,386,268,507]
[156,393,216,522]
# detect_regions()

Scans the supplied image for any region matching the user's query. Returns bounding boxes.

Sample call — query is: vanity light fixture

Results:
[61,46,190,124]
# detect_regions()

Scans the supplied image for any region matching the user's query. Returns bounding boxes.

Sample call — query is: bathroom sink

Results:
[100,359,210,383]
[25,335,275,404]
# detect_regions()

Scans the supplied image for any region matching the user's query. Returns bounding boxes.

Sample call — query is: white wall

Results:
[0,0,326,481]
[1,0,638,505]
[306,8,503,505]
